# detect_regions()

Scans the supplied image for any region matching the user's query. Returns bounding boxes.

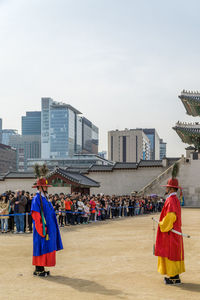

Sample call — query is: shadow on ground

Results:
[43,275,127,298]
[178,283,200,293]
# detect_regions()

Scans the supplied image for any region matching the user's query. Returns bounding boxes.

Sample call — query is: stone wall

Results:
[0,178,71,195]
[178,159,200,206]
[88,167,164,195]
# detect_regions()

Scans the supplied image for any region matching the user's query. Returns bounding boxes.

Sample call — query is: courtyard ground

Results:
[0,209,200,300]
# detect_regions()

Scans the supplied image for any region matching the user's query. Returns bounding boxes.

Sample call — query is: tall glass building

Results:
[41,98,99,159]
[9,135,41,171]
[41,99,77,158]
[22,112,41,135]
[160,139,167,159]
[1,129,19,146]
[75,115,82,154]
[82,117,99,154]
[143,128,160,160]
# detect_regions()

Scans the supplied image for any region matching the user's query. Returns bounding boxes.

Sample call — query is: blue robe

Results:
[31,192,63,257]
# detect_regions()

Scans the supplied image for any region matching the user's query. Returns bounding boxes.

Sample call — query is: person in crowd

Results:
[0,194,9,233]
[83,202,90,224]
[77,197,84,224]
[26,192,33,233]
[8,193,15,232]
[134,199,140,216]
[11,190,27,234]
[58,193,66,227]
[90,197,96,222]
[71,199,78,225]
[65,196,72,225]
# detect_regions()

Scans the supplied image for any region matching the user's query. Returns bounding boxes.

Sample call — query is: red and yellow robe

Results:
[155,193,185,277]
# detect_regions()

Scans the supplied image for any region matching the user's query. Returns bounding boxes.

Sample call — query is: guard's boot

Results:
[33,266,49,277]
[164,275,181,285]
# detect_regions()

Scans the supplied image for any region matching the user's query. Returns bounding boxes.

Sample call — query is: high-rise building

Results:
[0,118,2,143]
[41,98,99,159]
[9,135,41,171]
[82,117,99,154]
[22,111,41,135]
[0,119,19,146]
[41,98,81,159]
[160,139,167,159]
[76,115,83,154]
[0,143,17,173]
[1,129,18,146]
[143,129,160,160]
[108,129,150,163]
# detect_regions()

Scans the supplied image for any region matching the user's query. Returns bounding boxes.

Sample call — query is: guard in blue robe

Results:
[31,177,63,277]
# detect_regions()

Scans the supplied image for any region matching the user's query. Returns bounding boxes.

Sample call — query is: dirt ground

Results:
[0,209,200,300]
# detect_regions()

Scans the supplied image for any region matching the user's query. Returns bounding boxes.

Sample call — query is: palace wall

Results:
[0,178,71,195]
[0,167,165,196]
[88,167,164,195]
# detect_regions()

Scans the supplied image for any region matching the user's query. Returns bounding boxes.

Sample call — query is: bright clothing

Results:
[157,257,185,277]
[0,202,9,219]
[155,194,185,277]
[31,192,63,260]
[65,200,72,210]
[155,193,184,261]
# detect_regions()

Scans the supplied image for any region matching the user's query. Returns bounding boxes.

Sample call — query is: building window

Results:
[111,136,113,161]
[136,136,138,163]
[123,136,126,162]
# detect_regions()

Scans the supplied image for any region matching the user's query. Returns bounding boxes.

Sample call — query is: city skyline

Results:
[1,0,200,156]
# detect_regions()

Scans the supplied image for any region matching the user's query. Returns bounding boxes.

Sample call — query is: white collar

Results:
[37,190,45,197]
[167,192,177,199]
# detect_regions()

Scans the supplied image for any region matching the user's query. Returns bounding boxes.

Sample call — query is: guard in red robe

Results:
[155,178,185,285]
[31,177,63,277]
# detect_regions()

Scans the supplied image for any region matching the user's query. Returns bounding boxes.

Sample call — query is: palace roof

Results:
[173,123,200,149]
[179,90,200,116]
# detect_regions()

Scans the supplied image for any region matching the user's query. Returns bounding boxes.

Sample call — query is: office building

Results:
[0,143,17,173]
[22,111,41,135]
[0,119,2,143]
[143,129,160,160]
[82,117,99,155]
[1,129,18,146]
[41,98,99,159]
[9,135,41,171]
[160,139,167,159]
[108,129,150,163]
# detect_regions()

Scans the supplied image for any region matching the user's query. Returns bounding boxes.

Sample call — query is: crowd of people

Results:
[0,191,165,233]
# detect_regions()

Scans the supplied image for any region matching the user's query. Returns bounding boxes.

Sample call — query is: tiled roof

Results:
[138,160,163,167]
[47,168,100,188]
[185,146,195,150]
[114,162,138,169]
[89,165,114,171]
[5,172,35,179]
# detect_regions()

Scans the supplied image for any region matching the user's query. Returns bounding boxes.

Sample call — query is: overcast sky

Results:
[0,0,200,156]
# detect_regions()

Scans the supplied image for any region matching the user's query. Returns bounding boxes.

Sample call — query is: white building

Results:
[108,129,151,163]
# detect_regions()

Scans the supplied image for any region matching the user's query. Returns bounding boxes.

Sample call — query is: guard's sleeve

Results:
[31,194,41,213]
[32,211,45,237]
[159,212,176,232]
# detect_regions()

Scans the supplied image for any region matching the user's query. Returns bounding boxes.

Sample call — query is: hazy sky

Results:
[0,0,200,156]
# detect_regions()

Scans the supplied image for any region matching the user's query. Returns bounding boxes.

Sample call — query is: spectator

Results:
[65,196,72,226]
[0,194,9,233]
[12,190,27,234]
